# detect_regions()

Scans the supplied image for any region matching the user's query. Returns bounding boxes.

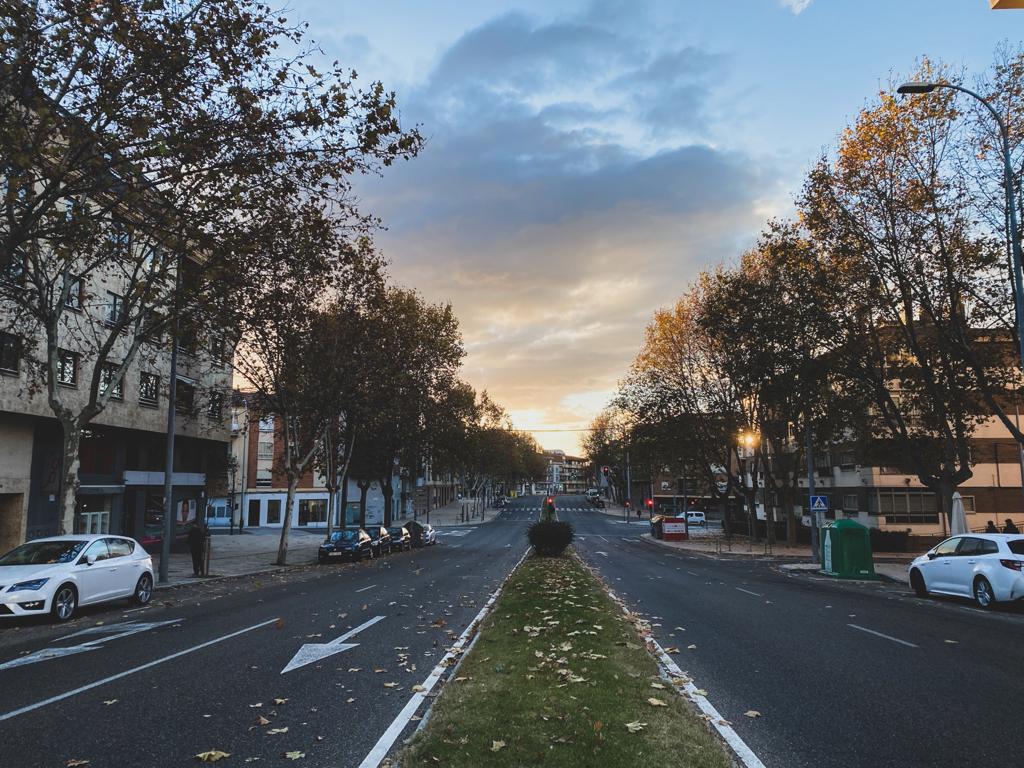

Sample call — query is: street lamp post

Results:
[739,430,759,543]
[897,81,1024,370]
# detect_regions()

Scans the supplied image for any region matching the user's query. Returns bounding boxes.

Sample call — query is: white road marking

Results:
[0,618,279,722]
[357,548,531,768]
[687,571,699,577]
[597,535,610,543]
[605,589,767,768]
[1,619,182,671]
[735,588,762,597]
[355,585,377,593]
[847,623,918,648]
[282,615,386,674]
[596,551,609,557]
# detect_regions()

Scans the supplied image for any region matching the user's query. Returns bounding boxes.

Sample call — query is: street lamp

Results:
[897,81,1024,371]
[737,430,760,541]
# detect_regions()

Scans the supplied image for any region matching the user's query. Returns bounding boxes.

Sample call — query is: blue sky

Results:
[289,0,1020,453]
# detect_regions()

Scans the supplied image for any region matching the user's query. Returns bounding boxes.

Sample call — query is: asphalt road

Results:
[556,494,1024,768]
[0,501,537,768]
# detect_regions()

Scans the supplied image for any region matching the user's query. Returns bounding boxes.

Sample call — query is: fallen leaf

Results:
[65,761,90,767]
[273,698,288,705]
[625,721,646,733]
[347,668,361,673]
[491,740,506,752]
[383,682,397,688]
[255,716,270,726]
[647,698,668,707]
[248,703,263,708]
[693,688,708,696]
[266,727,289,735]
[102,699,118,706]
[686,644,697,650]
[195,751,231,762]
[411,685,426,692]
[744,710,762,718]
[944,639,959,644]
[650,682,666,690]
[345,698,355,703]
[283,751,305,760]
[274,619,285,630]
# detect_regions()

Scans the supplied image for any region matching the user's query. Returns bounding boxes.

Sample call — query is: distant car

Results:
[0,535,154,622]
[318,529,372,563]
[686,511,707,527]
[364,525,393,556]
[909,534,1024,608]
[386,526,412,552]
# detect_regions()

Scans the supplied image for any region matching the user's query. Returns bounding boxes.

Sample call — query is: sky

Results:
[287,0,1019,454]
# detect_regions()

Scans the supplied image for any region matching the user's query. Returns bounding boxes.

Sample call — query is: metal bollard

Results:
[203,534,211,576]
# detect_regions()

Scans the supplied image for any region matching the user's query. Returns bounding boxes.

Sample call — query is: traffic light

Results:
[645,498,654,508]
[546,496,554,505]
[601,466,610,477]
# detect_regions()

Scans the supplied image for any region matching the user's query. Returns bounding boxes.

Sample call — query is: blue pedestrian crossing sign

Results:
[810,495,828,512]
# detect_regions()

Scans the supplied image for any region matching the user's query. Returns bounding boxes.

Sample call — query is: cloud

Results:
[780,0,813,15]
[355,8,783,452]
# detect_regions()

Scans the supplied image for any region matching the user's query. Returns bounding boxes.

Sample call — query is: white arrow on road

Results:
[281,615,385,674]
[0,619,181,671]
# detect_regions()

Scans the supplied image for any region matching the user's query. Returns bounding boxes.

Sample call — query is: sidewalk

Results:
[640,532,915,565]
[778,561,910,584]
[420,498,496,527]
[153,527,324,589]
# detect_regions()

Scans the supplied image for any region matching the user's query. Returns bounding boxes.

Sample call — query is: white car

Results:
[686,511,707,527]
[0,535,154,622]
[423,524,437,546]
[909,533,1024,608]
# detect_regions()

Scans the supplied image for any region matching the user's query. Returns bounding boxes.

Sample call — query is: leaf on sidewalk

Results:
[686,644,697,650]
[194,751,231,762]
[491,740,506,752]
[65,760,90,767]
[273,698,288,705]
[411,684,426,692]
[255,716,270,726]
[345,698,355,703]
[248,703,263,708]
[744,710,762,718]
[647,698,668,707]
[383,682,398,688]
[625,721,646,733]
[650,682,665,689]
[102,699,118,705]
[283,751,305,760]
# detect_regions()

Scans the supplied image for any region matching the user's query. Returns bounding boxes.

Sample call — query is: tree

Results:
[0,0,422,532]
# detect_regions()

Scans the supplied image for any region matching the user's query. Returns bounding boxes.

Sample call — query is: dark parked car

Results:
[318,529,372,563]
[364,525,393,556]
[403,521,437,547]
[387,526,412,552]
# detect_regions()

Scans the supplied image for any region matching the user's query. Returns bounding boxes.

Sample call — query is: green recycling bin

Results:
[821,519,878,579]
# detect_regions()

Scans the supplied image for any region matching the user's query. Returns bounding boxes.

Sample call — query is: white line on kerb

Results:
[735,587,762,597]
[0,617,280,722]
[847,623,919,648]
[355,584,377,593]
[356,548,531,768]
[607,589,767,768]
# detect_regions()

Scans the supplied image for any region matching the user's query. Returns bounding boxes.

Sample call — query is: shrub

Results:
[527,521,574,556]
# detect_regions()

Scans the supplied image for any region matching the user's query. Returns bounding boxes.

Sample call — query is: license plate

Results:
[329,551,344,556]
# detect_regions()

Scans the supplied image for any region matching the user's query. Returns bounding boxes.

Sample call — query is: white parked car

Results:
[0,535,154,622]
[909,534,1024,608]
[686,511,707,527]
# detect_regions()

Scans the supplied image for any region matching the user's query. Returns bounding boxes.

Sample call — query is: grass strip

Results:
[399,552,733,767]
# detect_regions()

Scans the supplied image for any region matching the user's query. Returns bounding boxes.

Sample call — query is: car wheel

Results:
[974,576,996,609]
[51,583,77,622]
[134,573,153,606]
[910,569,928,598]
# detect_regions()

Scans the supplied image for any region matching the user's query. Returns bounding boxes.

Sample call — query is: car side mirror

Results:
[926,552,938,560]
[86,554,97,566]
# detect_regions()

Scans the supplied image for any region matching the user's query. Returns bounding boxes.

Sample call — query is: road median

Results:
[399,551,733,767]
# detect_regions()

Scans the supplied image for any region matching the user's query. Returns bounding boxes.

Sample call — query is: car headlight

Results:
[10,578,49,591]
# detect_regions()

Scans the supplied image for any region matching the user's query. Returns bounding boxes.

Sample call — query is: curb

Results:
[778,562,902,585]
[357,546,533,768]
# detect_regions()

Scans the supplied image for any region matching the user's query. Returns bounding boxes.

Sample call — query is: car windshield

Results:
[330,531,359,542]
[387,528,404,535]
[0,540,88,565]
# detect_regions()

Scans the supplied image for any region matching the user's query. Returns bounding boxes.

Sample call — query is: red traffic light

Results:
[645,498,654,507]
[601,466,610,476]
[546,496,554,504]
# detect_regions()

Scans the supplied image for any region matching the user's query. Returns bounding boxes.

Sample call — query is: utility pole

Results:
[625,448,631,524]
[158,257,182,584]
[806,418,819,563]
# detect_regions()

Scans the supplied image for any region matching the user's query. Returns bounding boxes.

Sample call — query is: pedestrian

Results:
[1003,518,1020,535]
[985,520,999,533]
[187,519,205,576]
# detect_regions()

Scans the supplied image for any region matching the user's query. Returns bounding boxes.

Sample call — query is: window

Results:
[266,499,281,523]
[259,417,275,433]
[871,490,939,525]
[105,538,135,558]
[57,349,78,386]
[140,372,159,407]
[1009,541,1024,556]
[933,537,960,556]
[257,439,274,460]
[80,539,111,562]
[107,221,130,254]
[175,378,195,415]
[106,291,125,326]
[256,470,272,488]
[956,537,984,556]
[843,494,858,512]
[207,391,224,420]
[99,363,123,400]
[0,333,20,374]
[65,276,82,310]
[298,499,326,526]
[961,496,976,513]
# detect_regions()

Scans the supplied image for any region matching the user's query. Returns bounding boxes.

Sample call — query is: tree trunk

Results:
[277,473,298,565]
[357,479,370,529]
[58,418,83,535]
[380,476,393,527]
[337,431,355,529]
[340,474,350,528]
[937,476,956,528]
